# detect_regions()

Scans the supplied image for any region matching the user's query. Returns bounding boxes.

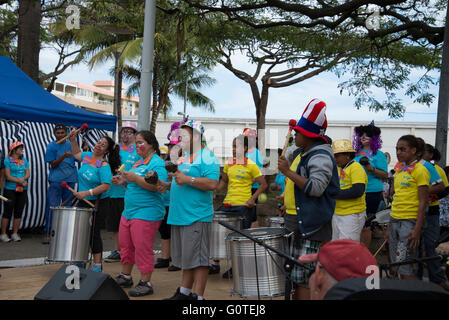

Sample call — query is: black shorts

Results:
[158,207,171,240]
[364,191,383,228]
[106,198,124,232]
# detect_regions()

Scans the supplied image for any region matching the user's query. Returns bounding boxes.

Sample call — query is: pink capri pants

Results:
[119,216,161,275]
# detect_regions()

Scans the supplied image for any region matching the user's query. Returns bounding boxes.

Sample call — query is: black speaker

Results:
[34,265,129,300]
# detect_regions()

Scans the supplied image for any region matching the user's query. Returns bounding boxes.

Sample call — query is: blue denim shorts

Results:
[388,218,418,276]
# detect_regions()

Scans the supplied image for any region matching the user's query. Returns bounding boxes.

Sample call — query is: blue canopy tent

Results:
[0,56,117,229]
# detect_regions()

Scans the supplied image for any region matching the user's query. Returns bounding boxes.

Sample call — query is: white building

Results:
[123,115,446,173]
[51,80,139,116]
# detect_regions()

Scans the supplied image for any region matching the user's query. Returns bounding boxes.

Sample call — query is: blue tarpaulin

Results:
[0,56,116,131]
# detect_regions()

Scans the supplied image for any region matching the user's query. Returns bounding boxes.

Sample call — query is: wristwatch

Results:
[190,176,196,185]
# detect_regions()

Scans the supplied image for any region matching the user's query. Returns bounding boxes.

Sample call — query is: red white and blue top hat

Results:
[293,98,328,142]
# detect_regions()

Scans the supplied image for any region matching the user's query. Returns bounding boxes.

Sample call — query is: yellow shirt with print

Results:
[429,164,449,207]
[223,159,262,205]
[334,161,368,216]
[285,153,302,215]
[391,162,430,220]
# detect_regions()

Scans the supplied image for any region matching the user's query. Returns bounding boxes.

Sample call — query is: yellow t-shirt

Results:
[334,161,368,216]
[429,164,449,207]
[223,158,262,205]
[285,153,302,215]
[391,162,430,220]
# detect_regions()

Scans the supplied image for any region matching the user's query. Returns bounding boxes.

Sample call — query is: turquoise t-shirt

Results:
[274,172,286,195]
[247,148,264,189]
[420,160,441,185]
[109,145,142,198]
[167,148,220,226]
[45,141,78,183]
[4,157,29,190]
[354,149,388,193]
[78,152,112,200]
[122,154,167,221]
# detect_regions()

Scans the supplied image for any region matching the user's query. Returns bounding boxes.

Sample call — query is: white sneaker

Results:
[0,234,11,242]
[10,233,21,242]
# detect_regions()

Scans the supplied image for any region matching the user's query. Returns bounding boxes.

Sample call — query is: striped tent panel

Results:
[0,119,107,230]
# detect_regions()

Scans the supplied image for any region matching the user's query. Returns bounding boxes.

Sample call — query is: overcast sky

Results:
[39,46,441,124]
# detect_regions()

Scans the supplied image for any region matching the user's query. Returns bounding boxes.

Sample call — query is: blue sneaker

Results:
[89,263,103,272]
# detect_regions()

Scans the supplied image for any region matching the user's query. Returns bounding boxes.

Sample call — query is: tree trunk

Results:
[17,0,41,83]
[149,55,159,134]
[435,3,449,166]
[256,82,269,157]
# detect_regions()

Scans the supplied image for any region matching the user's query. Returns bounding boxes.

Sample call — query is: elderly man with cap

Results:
[298,239,378,300]
[164,117,220,300]
[43,124,78,244]
[277,98,340,300]
[104,121,141,262]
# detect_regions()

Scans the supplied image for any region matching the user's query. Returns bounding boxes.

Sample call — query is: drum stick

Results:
[277,119,296,174]
[61,182,95,208]
[374,239,387,257]
[56,123,88,144]
[115,164,125,176]
[0,195,10,202]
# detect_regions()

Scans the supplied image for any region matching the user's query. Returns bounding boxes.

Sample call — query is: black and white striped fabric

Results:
[0,119,108,229]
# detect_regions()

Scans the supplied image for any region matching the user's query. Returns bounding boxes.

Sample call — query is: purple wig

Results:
[167,121,182,141]
[353,121,383,154]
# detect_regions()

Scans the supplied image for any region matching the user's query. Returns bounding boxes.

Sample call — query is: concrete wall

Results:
[123,116,445,171]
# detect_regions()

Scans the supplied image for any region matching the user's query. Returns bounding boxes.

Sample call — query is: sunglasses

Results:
[122,129,136,135]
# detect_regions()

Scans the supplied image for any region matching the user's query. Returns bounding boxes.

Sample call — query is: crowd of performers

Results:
[1,98,449,299]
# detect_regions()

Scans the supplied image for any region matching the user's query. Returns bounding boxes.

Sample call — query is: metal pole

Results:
[138,0,156,130]
[113,47,120,141]
[435,4,449,166]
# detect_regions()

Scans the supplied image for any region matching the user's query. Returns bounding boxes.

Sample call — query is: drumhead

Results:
[213,211,243,220]
[50,206,94,213]
[227,227,286,241]
[269,217,284,223]
[373,208,391,224]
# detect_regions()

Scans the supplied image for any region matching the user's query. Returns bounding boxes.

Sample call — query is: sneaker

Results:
[0,234,11,243]
[164,287,197,300]
[222,268,233,279]
[89,263,103,272]
[208,264,220,275]
[11,233,21,242]
[154,258,170,268]
[128,280,154,297]
[168,265,181,272]
[114,273,134,288]
[104,250,121,262]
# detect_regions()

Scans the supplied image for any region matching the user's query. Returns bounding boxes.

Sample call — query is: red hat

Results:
[9,141,24,155]
[293,99,328,142]
[297,239,378,282]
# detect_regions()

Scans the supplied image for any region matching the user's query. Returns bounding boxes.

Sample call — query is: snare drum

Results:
[210,211,243,259]
[47,206,93,263]
[268,216,284,228]
[226,227,290,297]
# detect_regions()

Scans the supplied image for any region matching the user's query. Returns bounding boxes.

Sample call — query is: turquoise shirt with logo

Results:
[78,152,112,200]
[167,148,220,226]
[109,144,142,198]
[354,150,388,193]
[122,154,167,221]
[4,157,29,190]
